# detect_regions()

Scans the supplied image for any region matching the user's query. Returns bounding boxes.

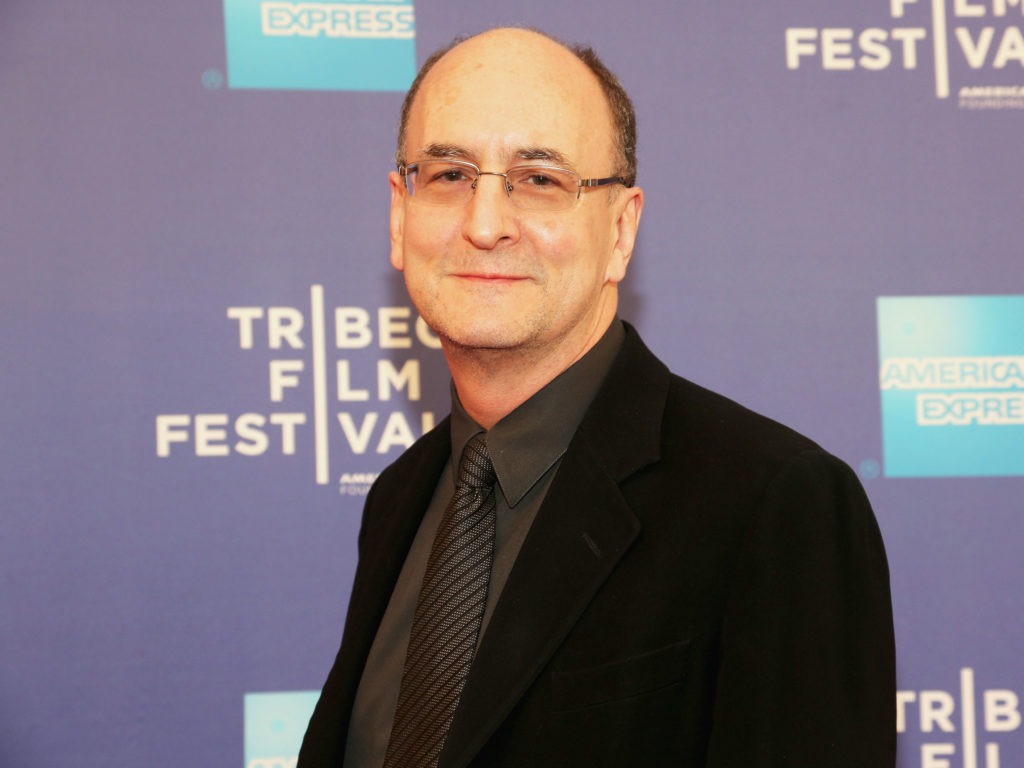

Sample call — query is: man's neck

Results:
[444,315,615,429]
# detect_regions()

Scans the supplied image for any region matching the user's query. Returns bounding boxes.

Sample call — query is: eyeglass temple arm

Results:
[581,175,628,188]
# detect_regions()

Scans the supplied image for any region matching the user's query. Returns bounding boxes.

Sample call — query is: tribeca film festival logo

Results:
[785,0,1024,109]
[899,668,1021,767]
[223,0,415,90]
[155,285,440,494]
[877,295,1024,477]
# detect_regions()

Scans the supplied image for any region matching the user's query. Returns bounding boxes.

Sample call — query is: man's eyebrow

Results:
[420,143,473,160]
[416,143,576,170]
[513,146,574,169]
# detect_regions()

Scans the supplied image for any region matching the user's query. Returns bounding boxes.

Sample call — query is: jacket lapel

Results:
[329,420,452,737]
[439,326,672,768]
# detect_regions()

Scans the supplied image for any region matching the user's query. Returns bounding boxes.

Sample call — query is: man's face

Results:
[388,30,642,363]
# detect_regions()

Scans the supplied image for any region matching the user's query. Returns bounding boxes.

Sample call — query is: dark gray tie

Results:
[383,433,497,768]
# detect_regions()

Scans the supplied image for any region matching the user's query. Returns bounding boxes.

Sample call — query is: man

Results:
[300,27,895,768]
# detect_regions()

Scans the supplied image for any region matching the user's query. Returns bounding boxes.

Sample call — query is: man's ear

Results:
[605,185,644,284]
[388,171,406,271]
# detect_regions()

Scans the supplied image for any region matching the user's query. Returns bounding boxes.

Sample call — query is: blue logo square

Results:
[877,295,1024,478]
[244,690,319,767]
[224,0,416,91]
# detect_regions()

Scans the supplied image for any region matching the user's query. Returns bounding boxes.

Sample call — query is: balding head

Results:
[395,28,637,186]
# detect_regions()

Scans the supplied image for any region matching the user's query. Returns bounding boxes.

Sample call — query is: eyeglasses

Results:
[398,159,627,212]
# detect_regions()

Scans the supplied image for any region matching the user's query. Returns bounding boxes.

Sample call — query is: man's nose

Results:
[462,173,519,250]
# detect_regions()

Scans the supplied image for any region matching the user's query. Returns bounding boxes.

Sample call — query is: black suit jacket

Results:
[300,326,896,767]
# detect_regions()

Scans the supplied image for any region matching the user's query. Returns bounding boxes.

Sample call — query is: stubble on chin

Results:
[408,275,543,353]
[428,313,536,355]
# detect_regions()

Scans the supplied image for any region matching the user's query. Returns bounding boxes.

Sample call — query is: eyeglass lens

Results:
[406,161,580,211]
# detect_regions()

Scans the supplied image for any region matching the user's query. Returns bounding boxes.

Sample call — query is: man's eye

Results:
[524,173,556,186]
[515,169,569,190]
[427,166,472,184]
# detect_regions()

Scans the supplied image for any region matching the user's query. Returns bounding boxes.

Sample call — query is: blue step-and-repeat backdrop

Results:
[2,2,1021,766]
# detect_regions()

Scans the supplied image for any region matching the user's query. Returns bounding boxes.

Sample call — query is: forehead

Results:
[407,32,615,168]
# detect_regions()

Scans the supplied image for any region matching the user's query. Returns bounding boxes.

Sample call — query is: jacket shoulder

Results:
[665,372,823,462]
[596,324,829,478]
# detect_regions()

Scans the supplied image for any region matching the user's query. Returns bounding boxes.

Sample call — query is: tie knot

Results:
[458,433,496,490]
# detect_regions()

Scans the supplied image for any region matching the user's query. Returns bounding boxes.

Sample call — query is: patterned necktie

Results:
[383,433,498,768]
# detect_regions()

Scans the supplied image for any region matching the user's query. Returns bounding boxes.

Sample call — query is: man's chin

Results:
[435,321,534,354]
[444,331,523,353]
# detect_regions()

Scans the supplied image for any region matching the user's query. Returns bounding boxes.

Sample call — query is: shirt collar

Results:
[449,319,625,507]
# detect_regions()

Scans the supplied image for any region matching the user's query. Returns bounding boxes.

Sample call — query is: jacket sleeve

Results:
[705,450,896,767]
